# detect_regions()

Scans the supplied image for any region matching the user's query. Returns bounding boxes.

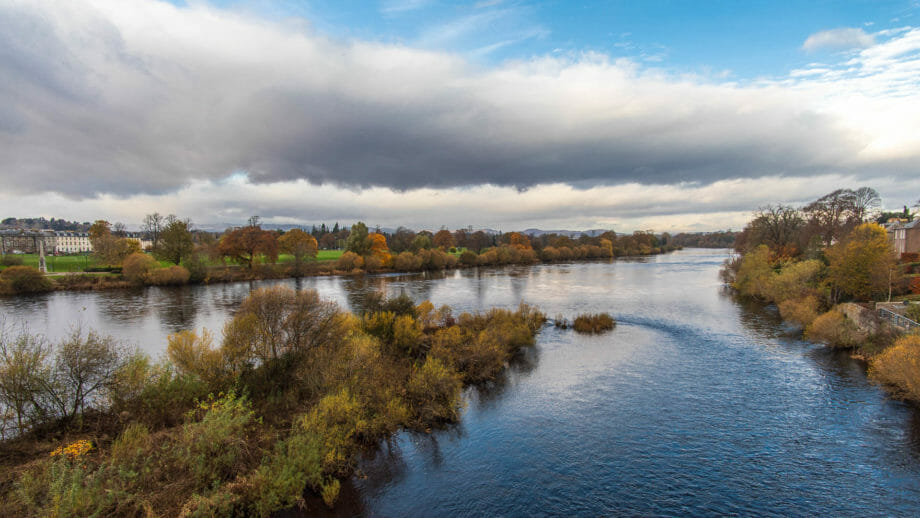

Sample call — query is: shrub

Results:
[146,265,191,285]
[459,250,478,266]
[394,251,423,271]
[122,252,157,285]
[336,251,363,271]
[869,334,920,401]
[572,313,616,334]
[0,266,52,294]
[0,255,23,266]
[405,358,462,425]
[777,295,821,328]
[180,391,256,487]
[805,309,866,348]
[907,304,920,323]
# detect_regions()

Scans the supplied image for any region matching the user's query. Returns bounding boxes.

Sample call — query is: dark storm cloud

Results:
[0,1,915,200]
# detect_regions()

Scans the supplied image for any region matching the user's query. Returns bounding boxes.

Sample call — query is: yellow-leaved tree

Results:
[826,223,898,302]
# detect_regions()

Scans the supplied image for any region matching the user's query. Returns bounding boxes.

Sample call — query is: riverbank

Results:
[722,243,920,404]
[1,244,680,295]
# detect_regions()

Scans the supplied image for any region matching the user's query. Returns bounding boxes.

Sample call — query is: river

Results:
[2,249,920,516]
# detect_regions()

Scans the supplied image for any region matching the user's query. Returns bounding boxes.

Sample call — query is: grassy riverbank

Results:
[0,290,546,516]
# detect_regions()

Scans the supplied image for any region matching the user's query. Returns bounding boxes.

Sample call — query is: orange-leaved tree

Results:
[218,225,279,269]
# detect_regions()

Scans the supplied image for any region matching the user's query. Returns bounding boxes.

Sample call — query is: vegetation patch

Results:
[0,289,546,516]
[572,313,616,334]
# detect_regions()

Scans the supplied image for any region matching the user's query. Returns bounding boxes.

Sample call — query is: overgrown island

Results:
[0,289,546,515]
[723,187,920,404]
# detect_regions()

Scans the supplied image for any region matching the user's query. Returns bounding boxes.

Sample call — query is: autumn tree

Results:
[389,227,416,253]
[826,223,899,302]
[507,232,532,251]
[278,228,318,274]
[157,217,194,265]
[368,233,391,265]
[218,225,279,269]
[89,220,141,265]
[433,229,455,250]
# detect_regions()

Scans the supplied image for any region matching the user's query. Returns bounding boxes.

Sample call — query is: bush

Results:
[907,304,920,323]
[573,313,616,334]
[459,250,478,266]
[805,309,866,348]
[394,251,423,271]
[0,266,52,294]
[0,255,23,266]
[146,265,191,286]
[336,251,363,271]
[122,252,157,285]
[405,358,462,425]
[869,334,920,400]
[777,295,821,328]
[180,391,256,487]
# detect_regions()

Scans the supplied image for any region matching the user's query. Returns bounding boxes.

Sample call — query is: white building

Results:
[53,232,93,254]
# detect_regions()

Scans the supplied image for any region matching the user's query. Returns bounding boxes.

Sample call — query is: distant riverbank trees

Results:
[1,218,680,294]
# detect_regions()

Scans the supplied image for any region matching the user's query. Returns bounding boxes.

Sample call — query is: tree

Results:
[852,187,881,224]
[467,231,492,253]
[345,222,370,256]
[389,227,416,253]
[0,326,51,433]
[46,329,124,421]
[826,223,898,302]
[508,232,532,251]
[218,225,279,269]
[157,218,194,265]
[368,233,391,265]
[433,229,455,250]
[735,205,804,256]
[143,212,165,249]
[278,229,318,274]
[88,220,138,265]
[803,189,859,247]
[410,233,432,252]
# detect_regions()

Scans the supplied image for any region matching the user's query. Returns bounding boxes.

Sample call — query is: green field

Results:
[1,253,97,273]
[1,250,346,273]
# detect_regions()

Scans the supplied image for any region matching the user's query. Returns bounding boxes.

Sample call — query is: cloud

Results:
[0,0,918,216]
[802,27,875,52]
[2,172,917,233]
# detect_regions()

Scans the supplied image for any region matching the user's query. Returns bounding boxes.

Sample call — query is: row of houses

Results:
[0,230,153,255]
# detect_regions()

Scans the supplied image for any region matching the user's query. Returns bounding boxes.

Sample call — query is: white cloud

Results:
[802,27,876,52]
[1,173,915,233]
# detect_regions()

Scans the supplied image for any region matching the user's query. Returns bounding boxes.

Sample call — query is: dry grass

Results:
[572,313,616,334]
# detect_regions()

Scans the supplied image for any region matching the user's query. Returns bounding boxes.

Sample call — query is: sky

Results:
[2,0,920,232]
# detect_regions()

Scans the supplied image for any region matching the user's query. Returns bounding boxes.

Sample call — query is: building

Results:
[1,230,153,255]
[53,231,93,254]
[888,220,920,255]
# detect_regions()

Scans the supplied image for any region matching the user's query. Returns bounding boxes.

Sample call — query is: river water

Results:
[3,249,920,516]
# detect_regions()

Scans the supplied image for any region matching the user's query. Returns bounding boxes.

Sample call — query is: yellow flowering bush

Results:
[49,439,93,460]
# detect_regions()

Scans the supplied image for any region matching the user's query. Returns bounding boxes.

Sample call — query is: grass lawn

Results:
[2,253,97,273]
[276,250,343,263]
[2,249,347,274]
